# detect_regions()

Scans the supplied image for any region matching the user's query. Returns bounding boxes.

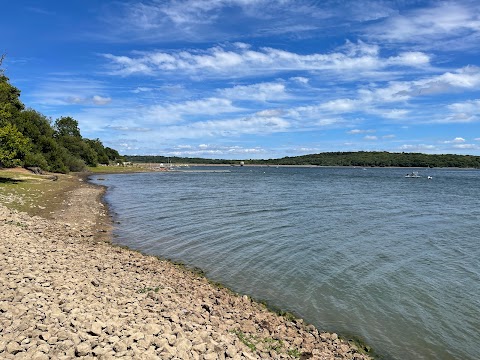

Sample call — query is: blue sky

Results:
[3,0,480,158]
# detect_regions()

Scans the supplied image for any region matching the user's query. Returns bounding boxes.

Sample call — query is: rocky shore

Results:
[0,174,372,359]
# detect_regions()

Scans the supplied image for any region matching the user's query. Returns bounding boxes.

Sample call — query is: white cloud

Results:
[27,76,110,107]
[399,144,436,151]
[105,125,150,132]
[347,129,375,134]
[320,99,359,112]
[290,76,309,84]
[366,2,480,50]
[387,52,431,67]
[131,87,154,93]
[435,98,480,124]
[363,135,378,141]
[219,82,288,101]
[382,134,396,139]
[168,143,267,157]
[448,99,480,113]
[102,42,430,78]
[313,66,480,121]
[163,115,291,139]
[256,109,285,117]
[135,97,243,125]
[452,143,477,149]
[92,95,112,105]
[98,0,343,43]
[374,109,410,119]
[444,137,466,144]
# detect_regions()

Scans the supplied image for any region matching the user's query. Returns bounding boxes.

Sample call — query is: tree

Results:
[0,122,30,167]
[105,147,123,162]
[54,116,81,138]
[85,138,109,164]
[0,74,24,126]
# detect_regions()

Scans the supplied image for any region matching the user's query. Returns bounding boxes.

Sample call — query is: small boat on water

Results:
[405,171,421,178]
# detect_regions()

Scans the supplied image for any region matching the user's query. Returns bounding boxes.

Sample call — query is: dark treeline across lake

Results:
[91,167,480,360]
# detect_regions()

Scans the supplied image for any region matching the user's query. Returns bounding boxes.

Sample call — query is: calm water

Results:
[91,167,480,360]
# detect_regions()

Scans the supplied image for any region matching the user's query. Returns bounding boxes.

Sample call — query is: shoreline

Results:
[1,169,374,359]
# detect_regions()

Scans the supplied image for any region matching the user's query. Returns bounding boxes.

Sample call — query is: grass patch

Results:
[4,220,28,228]
[231,329,303,357]
[137,286,161,294]
[86,165,151,174]
[231,329,258,352]
[287,348,302,357]
[253,298,299,323]
[342,334,377,357]
[0,169,80,216]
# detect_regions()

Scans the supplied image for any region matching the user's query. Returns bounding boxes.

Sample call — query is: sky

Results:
[2,0,480,159]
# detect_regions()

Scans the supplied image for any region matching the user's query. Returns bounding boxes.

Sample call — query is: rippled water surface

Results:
[91,167,480,360]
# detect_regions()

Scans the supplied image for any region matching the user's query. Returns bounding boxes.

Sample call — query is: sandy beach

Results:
[0,170,372,359]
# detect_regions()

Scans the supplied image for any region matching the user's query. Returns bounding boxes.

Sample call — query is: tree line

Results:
[126,151,480,168]
[123,155,237,165]
[0,57,122,173]
[250,151,480,168]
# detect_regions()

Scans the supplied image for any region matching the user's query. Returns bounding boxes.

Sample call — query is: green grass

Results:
[86,165,151,174]
[0,169,78,216]
[137,286,161,293]
[231,329,258,352]
[231,329,303,357]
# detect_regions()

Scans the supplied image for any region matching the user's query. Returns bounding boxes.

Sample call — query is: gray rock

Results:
[6,341,22,355]
[76,342,91,356]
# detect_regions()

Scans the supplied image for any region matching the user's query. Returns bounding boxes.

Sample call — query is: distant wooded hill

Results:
[125,152,480,168]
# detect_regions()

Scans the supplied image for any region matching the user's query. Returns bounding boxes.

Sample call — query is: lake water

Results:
[91,167,480,360]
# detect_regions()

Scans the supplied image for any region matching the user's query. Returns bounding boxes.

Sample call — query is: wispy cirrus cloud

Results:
[136,97,245,125]
[304,66,480,122]
[27,76,112,107]
[399,144,437,152]
[218,82,289,101]
[166,143,268,157]
[365,2,480,51]
[97,0,341,43]
[102,41,430,78]
[347,129,376,134]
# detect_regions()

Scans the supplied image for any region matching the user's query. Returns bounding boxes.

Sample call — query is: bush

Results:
[24,152,48,170]
[64,155,86,172]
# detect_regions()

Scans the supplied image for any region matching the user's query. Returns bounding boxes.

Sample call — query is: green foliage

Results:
[0,60,121,173]
[126,152,480,169]
[24,152,48,169]
[54,116,81,138]
[0,75,24,126]
[105,146,123,162]
[137,286,161,293]
[85,138,109,164]
[253,151,480,168]
[0,122,31,167]
[231,329,258,352]
[124,155,236,165]
[231,329,302,357]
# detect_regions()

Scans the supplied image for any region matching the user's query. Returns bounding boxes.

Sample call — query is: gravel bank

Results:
[0,175,372,359]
